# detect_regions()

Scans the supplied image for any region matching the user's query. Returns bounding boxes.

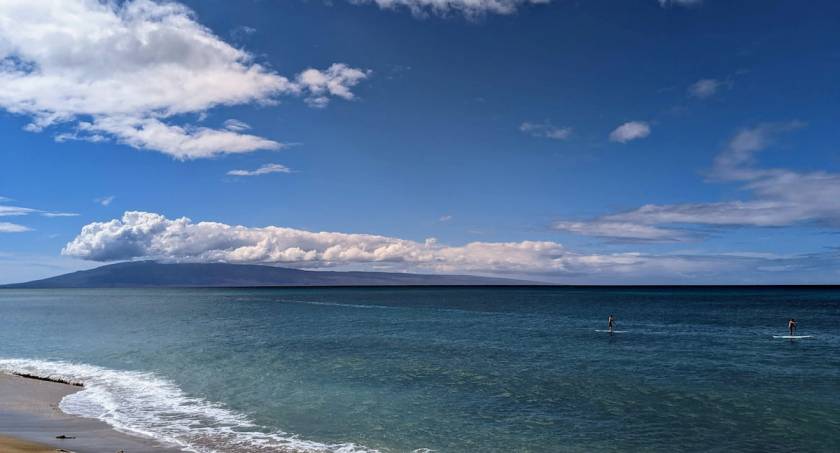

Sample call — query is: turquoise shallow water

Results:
[0,287,839,452]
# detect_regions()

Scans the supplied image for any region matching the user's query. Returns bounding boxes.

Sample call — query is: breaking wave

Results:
[0,358,380,453]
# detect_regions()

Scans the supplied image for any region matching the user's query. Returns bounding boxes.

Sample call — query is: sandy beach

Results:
[0,373,182,453]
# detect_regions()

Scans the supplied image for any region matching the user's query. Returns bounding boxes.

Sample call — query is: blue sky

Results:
[2,0,840,284]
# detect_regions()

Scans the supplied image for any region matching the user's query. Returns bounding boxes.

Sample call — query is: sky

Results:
[1,0,840,284]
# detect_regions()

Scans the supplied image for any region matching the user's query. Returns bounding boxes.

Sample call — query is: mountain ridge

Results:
[1,261,538,288]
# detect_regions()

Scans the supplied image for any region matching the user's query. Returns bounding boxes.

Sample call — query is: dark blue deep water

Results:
[1,287,839,452]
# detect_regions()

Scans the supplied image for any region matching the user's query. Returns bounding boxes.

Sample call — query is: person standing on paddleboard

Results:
[608,315,616,333]
[788,318,797,336]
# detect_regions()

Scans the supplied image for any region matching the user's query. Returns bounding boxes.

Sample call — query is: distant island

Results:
[1,261,536,288]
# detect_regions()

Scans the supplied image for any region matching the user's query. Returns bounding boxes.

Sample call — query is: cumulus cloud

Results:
[555,121,840,241]
[227,163,292,177]
[609,121,651,143]
[60,211,840,282]
[62,211,562,272]
[688,78,720,99]
[350,0,550,17]
[62,211,692,277]
[0,0,369,159]
[0,222,31,233]
[296,64,372,108]
[519,122,572,140]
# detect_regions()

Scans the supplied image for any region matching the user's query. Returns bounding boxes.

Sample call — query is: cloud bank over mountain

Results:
[61,211,840,283]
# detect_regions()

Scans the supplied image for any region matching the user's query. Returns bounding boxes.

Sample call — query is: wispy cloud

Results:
[0,202,77,220]
[553,220,692,242]
[227,163,292,177]
[229,25,257,42]
[349,0,550,18]
[555,121,838,242]
[0,0,370,159]
[0,205,37,216]
[41,212,80,218]
[688,78,720,99]
[223,120,252,132]
[95,196,116,207]
[609,121,651,143]
[0,222,31,233]
[519,122,572,140]
[439,215,453,222]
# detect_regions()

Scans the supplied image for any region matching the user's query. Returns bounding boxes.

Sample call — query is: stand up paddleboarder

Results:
[788,318,797,336]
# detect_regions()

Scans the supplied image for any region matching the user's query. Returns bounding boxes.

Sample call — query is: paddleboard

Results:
[595,330,628,333]
[773,335,812,339]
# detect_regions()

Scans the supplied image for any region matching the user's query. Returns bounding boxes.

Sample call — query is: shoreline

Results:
[0,373,183,453]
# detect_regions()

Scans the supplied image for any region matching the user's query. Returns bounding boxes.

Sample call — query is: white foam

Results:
[281,299,402,310]
[0,358,380,453]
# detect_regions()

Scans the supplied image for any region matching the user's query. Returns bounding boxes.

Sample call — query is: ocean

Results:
[0,287,838,452]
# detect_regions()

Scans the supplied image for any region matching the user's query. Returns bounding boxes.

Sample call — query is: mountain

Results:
[1,261,536,288]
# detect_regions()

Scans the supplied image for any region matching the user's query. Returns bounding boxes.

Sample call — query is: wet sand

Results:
[0,435,57,453]
[0,373,183,453]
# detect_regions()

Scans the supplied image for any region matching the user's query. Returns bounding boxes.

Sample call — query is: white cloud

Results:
[223,119,251,132]
[62,211,692,277]
[553,221,690,242]
[688,78,720,99]
[711,121,804,180]
[0,205,37,216]
[0,202,77,217]
[0,0,369,159]
[658,0,702,7]
[609,121,651,143]
[296,64,372,108]
[61,211,564,272]
[227,163,292,177]
[0,222,31,233]
[60,211,840,283]
[0,201,77,231]
[229,25,257,42]
[41,212,80,218]
[83,117,284,159]
[519,122,572,140]
[350,0,550,17]
[555,122,840,241]
[95,196,116,207]
[439,215,453,222]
